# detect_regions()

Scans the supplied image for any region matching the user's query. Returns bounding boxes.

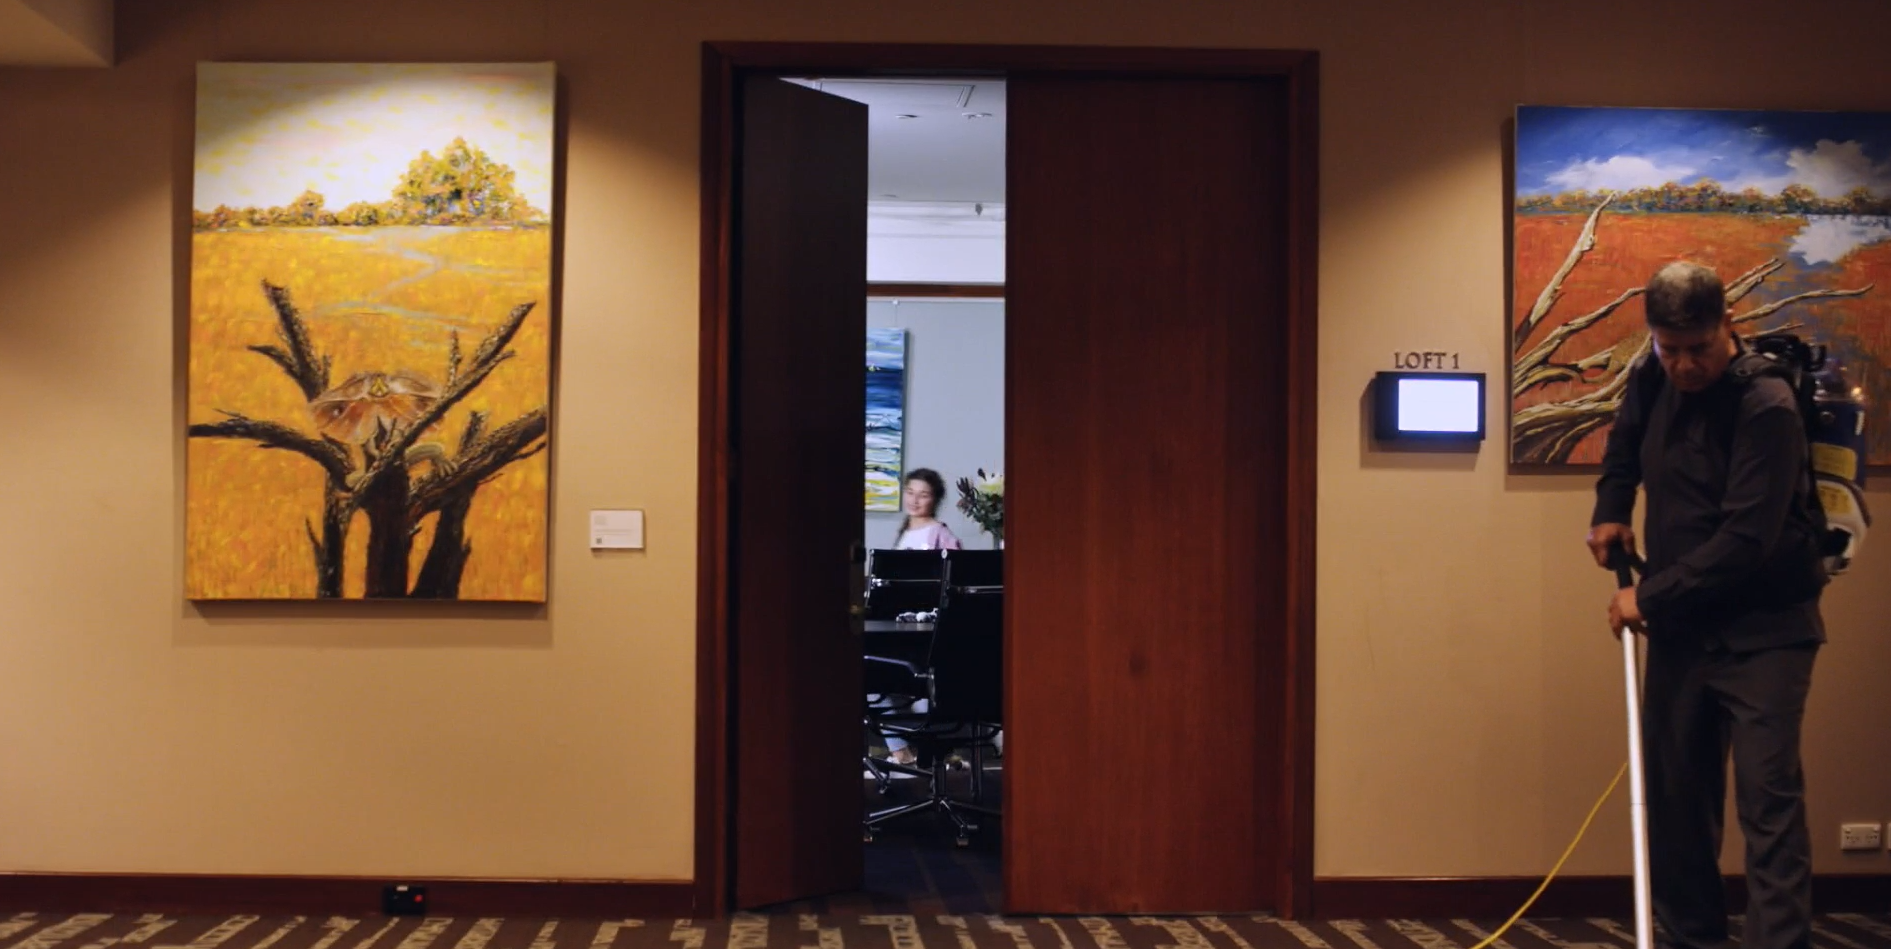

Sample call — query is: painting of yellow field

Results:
[187,62,554,600]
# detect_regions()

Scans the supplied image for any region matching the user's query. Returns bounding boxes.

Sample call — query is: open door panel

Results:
[730,74,869,910]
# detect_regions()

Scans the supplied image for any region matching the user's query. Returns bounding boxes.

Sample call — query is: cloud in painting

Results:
[1547,155,1698,192]
[1516,106,1891,199]
[1787,139,1891,197]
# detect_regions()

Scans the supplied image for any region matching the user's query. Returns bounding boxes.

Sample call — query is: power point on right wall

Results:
[1839,822,1883,851]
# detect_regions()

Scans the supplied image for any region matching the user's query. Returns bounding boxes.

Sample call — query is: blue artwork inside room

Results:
[865,327,907,511]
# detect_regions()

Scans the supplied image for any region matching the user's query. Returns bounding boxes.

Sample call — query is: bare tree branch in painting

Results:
[1514,196,1614,351]
[1512,204,1875,464]
[1511,288,1645,396]
[345,301,537,598]
[187,283,354,595]
[251,281,333,399]
[408,407,550,599]
[187,280,549,598]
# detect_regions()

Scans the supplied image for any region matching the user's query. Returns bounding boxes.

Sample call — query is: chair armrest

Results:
[865,654,923,675]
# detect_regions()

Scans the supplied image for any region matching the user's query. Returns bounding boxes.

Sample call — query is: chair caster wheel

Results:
[955,836,971,848]
[864,832,876,843]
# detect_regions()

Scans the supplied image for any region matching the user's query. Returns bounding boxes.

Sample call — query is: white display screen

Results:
[1397,377,1481,433]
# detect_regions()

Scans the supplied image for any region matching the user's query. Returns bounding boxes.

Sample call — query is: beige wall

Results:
[1,0,1889,885]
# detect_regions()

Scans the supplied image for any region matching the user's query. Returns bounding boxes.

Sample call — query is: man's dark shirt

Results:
[1591,352,1827,652]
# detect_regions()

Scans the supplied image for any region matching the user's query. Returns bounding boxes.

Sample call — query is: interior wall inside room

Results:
[1,0,1890,887]
[865,298,1006,551]
[868,206,1004,284]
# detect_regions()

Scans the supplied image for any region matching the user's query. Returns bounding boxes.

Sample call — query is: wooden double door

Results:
[701,44,1318,917]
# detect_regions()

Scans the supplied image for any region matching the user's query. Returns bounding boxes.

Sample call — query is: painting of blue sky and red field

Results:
[1512,106,1891,464]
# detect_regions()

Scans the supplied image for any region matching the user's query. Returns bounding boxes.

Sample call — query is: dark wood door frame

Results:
[696,41,1320,918]
[868,282,1005,298]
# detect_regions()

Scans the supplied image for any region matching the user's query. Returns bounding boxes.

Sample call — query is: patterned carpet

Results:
[6,912,1891,949]
[9,770,1888,949]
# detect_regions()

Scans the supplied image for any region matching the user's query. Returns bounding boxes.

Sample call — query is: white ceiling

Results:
[0,0,113,66]
[788,77,1006,205]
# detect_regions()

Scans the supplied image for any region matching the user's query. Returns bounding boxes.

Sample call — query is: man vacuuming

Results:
[1588,261,1829,949]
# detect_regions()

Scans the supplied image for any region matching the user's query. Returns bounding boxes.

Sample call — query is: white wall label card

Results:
[590,510,645,550]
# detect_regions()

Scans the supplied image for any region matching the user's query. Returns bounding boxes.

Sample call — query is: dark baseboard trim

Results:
[1310,874,1891,919]
[0,873,696,917]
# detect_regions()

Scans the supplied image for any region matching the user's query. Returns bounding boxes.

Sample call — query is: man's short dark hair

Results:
[1643,261,1727,332]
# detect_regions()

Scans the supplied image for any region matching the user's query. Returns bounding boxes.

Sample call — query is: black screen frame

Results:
[1372,371,1487,444]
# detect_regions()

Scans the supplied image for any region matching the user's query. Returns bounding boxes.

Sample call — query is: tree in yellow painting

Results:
[191,279,545,599]
[191,138,548,231]
[188,62,554,601]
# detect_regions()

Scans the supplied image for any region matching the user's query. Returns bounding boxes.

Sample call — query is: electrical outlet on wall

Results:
[1839,823,1883,851]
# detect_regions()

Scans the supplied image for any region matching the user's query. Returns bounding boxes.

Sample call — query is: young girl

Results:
[878,468,959,765]
[894,468,962,550]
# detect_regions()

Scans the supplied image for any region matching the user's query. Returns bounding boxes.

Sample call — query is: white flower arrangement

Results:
[954,468,1004,545]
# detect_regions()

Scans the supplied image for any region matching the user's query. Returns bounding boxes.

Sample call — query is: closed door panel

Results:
[1004,76,1290,914]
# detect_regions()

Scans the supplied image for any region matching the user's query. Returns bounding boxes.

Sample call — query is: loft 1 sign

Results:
[1394,351,1460,370]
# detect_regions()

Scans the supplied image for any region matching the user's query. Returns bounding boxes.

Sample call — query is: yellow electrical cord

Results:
[1463,761,1630,949]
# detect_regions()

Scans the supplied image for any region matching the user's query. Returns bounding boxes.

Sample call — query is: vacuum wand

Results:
[1609,543,1655,949]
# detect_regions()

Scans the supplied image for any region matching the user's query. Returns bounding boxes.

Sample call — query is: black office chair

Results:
[861,548,944,788]
[864,579,1003,846]
[863,548,945,620]
[942,548,1003,589]
[869,547,948,580]
[934,544,1006,782]
[863,644,930,792]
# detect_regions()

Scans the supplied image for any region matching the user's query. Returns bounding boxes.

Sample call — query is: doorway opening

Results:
[696,43,1320,920]
[851,75,1008,914]
[857,299,1008,917]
